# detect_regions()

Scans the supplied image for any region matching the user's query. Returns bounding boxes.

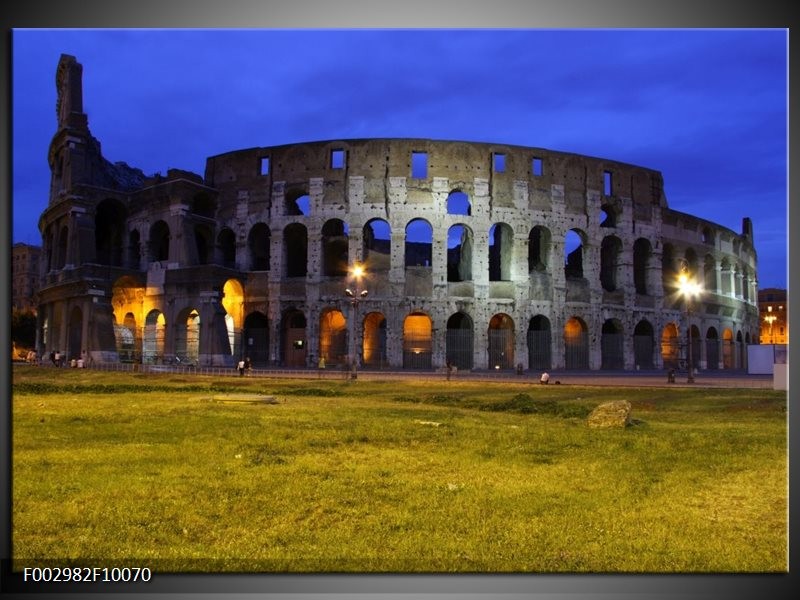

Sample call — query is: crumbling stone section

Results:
[35,54,760,371]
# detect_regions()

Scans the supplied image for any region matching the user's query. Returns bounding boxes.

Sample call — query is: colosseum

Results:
[35,54,760,373]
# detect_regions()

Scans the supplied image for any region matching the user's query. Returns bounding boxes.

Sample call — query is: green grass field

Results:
[11,366,787,573]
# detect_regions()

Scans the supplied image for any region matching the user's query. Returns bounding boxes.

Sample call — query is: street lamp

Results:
[345,263,368,380]
[764,306,777,344]
[677,263,702,383]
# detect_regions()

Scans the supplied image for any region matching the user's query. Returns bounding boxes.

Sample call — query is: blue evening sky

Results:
[12,28,788,288]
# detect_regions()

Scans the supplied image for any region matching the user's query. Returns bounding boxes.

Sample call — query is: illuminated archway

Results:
[319,308,348,366]
[143,310,165,363]
[564,317,589,370]
[661,323,679,370]
[488,313,514,369]
[403,312,432,369]
[362,312,387,368]
[222,279,245,358]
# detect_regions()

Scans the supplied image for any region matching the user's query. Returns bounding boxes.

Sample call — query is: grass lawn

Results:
[11,366,787,573]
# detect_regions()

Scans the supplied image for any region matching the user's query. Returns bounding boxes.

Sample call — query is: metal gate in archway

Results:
[526,330,551,370]
[565,332,589,370]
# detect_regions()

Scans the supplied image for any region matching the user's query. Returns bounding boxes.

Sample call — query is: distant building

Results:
[12,242,41,313]
[758,288,788,345]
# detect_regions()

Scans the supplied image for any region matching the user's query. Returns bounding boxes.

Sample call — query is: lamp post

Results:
[764,306,777,344]
[677,263,702,383]
[345,263,368,380]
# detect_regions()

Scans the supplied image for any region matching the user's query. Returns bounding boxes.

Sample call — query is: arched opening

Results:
[403,312,432,369]
[447,224,473,282]
[149,220,170,263]
[405,219,432,267]
[564,230,584,279]
[319,308,348,366]
[527,315,551,370]
[321,219,349,277]
[722,328,735,370]
[736,330,746,370]
[128,229,141,270]
[446,312,474,370]
[143,310,165,363]
[68,306,83,361]
[633,320,655,369]
[600,204,617,228]
[286,190,310,216]
[661,323,679,370]
[528,226,550,273]
[175,308,200,364]
[488,313,514,369]
[114,312,138,362]
[600,235,623,292]
[248,223,271,271]
[243,311,269,367]
[194,224,213,265]
[284,223,308,277]
[222,279,244,358]
[633,238,651,295]
[703,255,716,294]
[446,190,471,215]
[362,312,387,368]
[95,199,126,267]
[217,227,236,269]
[564,317,589,370]
[281,309,307,367]
[601,319,624,369]
[363,219,391,272]
[489,223,513,281]
[57,225,68,269]
[661,244,677,295]
[705,327,719,370]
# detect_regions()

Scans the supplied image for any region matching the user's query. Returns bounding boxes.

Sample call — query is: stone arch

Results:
[633,238,651,295]
[281,308,307,367]
[722,328,735,370]
[661,243,677,295]
[363,218,391,272]
[405,219,432,267]
[284,223,308,277]
[601,318,624,370]
[243,311,269,367]
[68,305,83,360]
[321,219,349,277]
[362,311,387,368]
[403,311,432,369]
[95,198,127,267]
[527,315,552,370]
[564,316,589,370]
[114,312,138,362]
[489,223,513,282]
[702,226,715,245]
[222,279,245,358]
[194,223,213,265]
[661,322,679,370]
[217,227,236,268]
[600,202,618,228]
[705,326,719,371]
[447,224,473,282]
[447,190,471,215]
[528,226,551,273]
[248,222,270,271]
[149,220,170,263]
[600,235,623,292]
[143,309,165,363]
[703,254,717,294]
[319,308,348,366]
[57,225,69,269]
[564,229,585,279]
[633,320,655,369]
[488,313,515,369]
[128,229,141,270]
[286,189,310,216]
[446,312,474,370]
[174,307,200,364]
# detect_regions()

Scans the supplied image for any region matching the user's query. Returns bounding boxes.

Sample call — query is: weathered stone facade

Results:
[36,54,760,371]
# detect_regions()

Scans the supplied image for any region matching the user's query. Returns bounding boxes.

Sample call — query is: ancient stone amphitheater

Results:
[36,54,760,372]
